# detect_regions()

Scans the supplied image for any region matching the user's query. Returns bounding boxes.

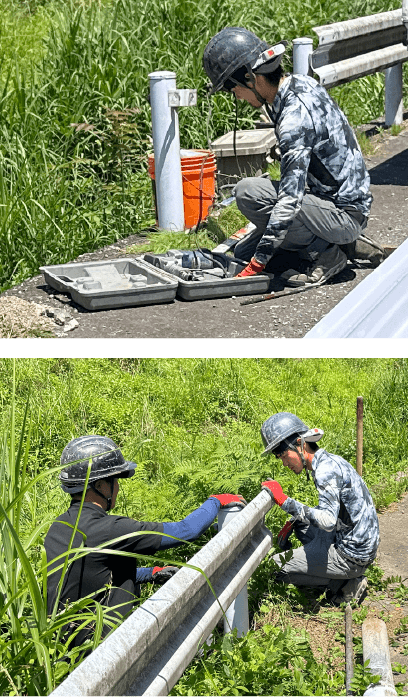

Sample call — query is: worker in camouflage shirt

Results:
[260,412,380,604]
[203,28,385,285]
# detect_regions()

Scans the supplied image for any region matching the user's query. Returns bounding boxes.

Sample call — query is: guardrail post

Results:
[148,71,185,231]
[217,505,249,637]
[292,38,314,76]
[385,63,403,126]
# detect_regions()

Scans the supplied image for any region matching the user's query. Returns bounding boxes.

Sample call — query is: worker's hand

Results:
[152,566,179,584]
[261,480,288,506]
[236,257,266,278]
[277,520,294,550]
[209,494,246,508]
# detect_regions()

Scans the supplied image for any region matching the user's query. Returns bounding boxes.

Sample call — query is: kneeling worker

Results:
[45,435,243,644]
[203,28,385,285]
[260,413,379,604]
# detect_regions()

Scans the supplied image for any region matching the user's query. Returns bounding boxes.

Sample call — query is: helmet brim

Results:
[115,461,137,478]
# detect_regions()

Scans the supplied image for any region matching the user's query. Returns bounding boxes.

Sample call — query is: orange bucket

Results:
[148,149,216,228]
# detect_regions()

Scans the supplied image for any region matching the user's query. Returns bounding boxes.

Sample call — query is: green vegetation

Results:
[0,0,405,291]
[1,358,408,694]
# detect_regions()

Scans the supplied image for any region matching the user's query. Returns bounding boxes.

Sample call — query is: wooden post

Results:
[356,396,363,477]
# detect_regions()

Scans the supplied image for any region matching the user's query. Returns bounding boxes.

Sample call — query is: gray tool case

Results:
[142,252,270,301]
[40,258,178,310]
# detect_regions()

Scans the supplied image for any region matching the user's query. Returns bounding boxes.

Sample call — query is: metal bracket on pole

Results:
[168,89,197,107]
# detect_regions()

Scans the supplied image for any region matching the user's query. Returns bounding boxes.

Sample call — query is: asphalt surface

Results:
[3,116,408,339]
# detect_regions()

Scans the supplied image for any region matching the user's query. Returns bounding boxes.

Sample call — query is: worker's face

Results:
[232,81,263,107]
[232,74,278,107]
[275,441,304,475]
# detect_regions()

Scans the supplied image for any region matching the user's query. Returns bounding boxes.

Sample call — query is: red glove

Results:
[261,480,288,506]
[236,258,266,278]
[277,521,294,550]
[152,566,179,584]
[209,494,246,508]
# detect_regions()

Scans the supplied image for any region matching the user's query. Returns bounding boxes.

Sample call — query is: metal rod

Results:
[240,282,321,306]
[148,71,185,231]
[356,396,363,477]
[345,603,354,695]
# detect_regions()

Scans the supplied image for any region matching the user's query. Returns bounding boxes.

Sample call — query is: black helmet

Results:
[59,435,136,494]
[203,27,286,93]
[261,412,309,456]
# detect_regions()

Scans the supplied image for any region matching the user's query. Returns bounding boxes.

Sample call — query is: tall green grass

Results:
[0,0,403,290]
[0,361,193,695]
[1,358,408,694]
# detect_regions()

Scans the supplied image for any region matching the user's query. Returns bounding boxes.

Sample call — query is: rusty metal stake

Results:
[356,396,363,477]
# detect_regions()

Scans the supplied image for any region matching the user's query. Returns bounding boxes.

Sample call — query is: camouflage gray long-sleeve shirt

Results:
[255,74,373,262]
[281,449,379,565]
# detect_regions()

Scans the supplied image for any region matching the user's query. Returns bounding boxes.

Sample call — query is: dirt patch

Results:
[376,490,408,583]
[0,296,55,338]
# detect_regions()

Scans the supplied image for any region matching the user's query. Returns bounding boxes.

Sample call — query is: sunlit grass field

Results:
[0,0,403,291]
[1,358,408,694]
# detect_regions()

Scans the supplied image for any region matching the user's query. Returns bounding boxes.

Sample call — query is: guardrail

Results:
[293,6,408,126]
[50,490,274,697]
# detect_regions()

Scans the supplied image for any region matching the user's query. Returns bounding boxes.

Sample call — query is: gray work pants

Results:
[273,522,368,594]
[234,177,366,262]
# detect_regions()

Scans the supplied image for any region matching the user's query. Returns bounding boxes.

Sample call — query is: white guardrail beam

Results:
[50,491,273,697]
[313,44,408,88]
[309,9,408,89]
[313,9,403,44]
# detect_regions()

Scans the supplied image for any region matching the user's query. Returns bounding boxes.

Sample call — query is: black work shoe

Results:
[333,576,368,605]
[340,234,386,268]
[281,244,347,287]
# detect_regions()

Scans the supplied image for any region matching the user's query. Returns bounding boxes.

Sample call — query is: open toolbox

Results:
[40,258,178,310]
[142,251,270,301]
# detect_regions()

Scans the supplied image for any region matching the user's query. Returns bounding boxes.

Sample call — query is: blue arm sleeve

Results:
[160,498,221,549]
[135,567,154,583]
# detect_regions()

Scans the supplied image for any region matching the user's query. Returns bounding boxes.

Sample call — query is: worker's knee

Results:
[234,178,261,214]
[235,177,278,215]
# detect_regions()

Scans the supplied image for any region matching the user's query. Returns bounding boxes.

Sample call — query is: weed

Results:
[0,0,405,289]
[390,123,404,136]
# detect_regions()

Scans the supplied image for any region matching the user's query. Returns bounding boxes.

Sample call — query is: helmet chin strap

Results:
[286,441,310,481]
[229,67,267,106]
[90,479,114,511]
[246,66,267,105]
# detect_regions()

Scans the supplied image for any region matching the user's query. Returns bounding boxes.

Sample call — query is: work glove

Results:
[152,566,179,584]
[277,520,294,550]
[209,494,246,508]
[235,257,266,278]
[261,479,288,507]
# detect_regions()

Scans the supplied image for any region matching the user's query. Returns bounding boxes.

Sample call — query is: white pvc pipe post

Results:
[148,71,185,231]
[217,505,249,637]
[362,617,397,696]
[292,38,314,76]
[385,63,403,126]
